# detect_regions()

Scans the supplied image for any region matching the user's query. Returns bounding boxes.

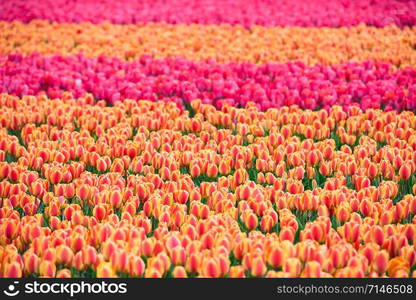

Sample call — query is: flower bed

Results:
[0,0,415,27]
[1,22,415,66]
[1,0,416,280]
[0,93,415,278]
[1,54,415,111]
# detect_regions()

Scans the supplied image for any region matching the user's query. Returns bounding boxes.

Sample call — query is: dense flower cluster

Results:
[1,54,415,111]
[0,93,415,278]
[0,0,415,27]
[0,0,415,281]
[1,22,416,66]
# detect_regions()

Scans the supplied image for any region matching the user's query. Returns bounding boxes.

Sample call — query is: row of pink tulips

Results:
[0,0,415,27]
[1,54,415,111]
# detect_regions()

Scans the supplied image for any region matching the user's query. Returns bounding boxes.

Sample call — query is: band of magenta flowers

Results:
[0,0,415,27]
[1,54,415,111]
[0,93,415,278]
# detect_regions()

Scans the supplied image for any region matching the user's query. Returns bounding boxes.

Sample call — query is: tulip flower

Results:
[201,257,222,278]
[129,256,145,277]
[56,269,72,278]
[3,262,22,278]
[39,260,56,278]
[0,85,416,279]
[267,245,285,269]
[372,251,389,274]
[172,266,188,278]
[96,262,117,278]
[250,256,267,277]
[283,258,302,277]
[387,257,410,277]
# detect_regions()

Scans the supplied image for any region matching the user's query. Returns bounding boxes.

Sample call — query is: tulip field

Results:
[1,0,416,279]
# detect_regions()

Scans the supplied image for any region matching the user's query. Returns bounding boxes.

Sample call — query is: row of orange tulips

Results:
[0,93,415,278]
[1,21,415,66]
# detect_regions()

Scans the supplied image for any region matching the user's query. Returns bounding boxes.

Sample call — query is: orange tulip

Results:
[172,266,188,278]
[201,258,221,278]
[97,262,117,278]
[250,256,267,277]
[387,257,410,277]
[267,245,285,269]
[129,256,145,277]
[3,262,22,278]
[39,260,56,278]
[228,265,246,278]
[283,257,302,277]
[399,165,412,181]
[372,251,389,274]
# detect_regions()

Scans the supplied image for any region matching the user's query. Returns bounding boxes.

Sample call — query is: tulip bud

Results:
[23,252,40,275]
[56,245,74,267]
[56,269,72,278]
[93,204,107,221]
[97,262,117,278]
[207,163,218,178]
[170,246,186,266]
[96,158,108,173]
[172,266,188,278]
[201,258,221,278]
[228,265,246,278]
[387,257,410,277]
[129,256,145,277]
[268,246,285,269]
[3,262,22,278]
[283,258,301,277]
[250,256,267,277]
[244,213,258,231]
[39,260,56,278]
[372,251,389,274]
[399,165,411,181]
